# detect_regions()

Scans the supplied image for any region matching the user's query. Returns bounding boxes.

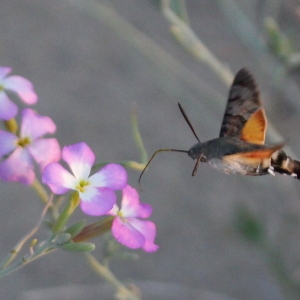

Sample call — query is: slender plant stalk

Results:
[31,179,50,204]
[161,0,233,86]
[0,238,56,278]
[168,0,190,24]
[93,105,148,172]
[85,253,141,300]
[0,195,53,270]
[131,107,148,165]
[31,179,62,224]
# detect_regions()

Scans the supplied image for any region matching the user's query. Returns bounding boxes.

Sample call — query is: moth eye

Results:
[201,156,207,162]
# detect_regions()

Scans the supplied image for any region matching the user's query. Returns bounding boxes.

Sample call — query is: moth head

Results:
[187,142,207,176]
[188,142,205,160]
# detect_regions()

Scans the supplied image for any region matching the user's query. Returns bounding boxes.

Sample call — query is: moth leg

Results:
[268,166,275,176]
[255,162,265,174]
[256,164,261,173]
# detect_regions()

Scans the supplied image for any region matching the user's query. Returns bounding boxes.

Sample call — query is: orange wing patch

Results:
[241,109,267,145]
[224,144,283,166]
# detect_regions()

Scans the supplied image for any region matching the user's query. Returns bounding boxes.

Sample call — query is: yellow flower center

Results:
[76,180,89,193]
[17,137,31,148]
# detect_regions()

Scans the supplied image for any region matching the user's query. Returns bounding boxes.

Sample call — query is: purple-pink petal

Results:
[80,188,117,216]
[0,67,12,79]
[0,91,18,120]
[90,163,127,190]
[62,143,95,180]
[112,216,146,249]
[108,204,119,216]
[0,130,18,157]
[128,219,159,252]
[28,138,61,170]
[3,75,37,104]
[20,109,56,139]
[42,163,76,194]
[109,185,158,251]
[120,185,152,218]
[0,147,35,185]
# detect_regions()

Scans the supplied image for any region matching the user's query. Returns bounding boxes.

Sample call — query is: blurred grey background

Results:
[1,0,300,299]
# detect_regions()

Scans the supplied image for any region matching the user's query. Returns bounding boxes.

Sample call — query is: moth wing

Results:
[219,68,267,144]
[223,144,283,167]
[240,108,266,145]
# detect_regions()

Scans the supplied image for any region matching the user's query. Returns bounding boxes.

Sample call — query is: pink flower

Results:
[0,67,38,120]
[0,108,60,185]
[108,185,159,252]
[42,142,127,216]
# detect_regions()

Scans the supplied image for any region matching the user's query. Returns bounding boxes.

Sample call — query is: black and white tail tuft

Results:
[271,150,300,179]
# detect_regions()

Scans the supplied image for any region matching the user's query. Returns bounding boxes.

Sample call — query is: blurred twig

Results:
[161,0,233,86]
[167,0,189,24]
[0,195,53,270]
[85,253,141,300]
[217,0,300,117]
[265,17,300,69]
[131,107,148,165]
[93,106,148,172]
[66,0,223,108]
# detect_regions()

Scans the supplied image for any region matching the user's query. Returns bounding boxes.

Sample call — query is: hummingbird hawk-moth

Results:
[139,68,300,183]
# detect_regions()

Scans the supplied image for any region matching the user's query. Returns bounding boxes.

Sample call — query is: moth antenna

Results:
[139,148,188,186]
[178,103,200,142]
[192,155,203,176]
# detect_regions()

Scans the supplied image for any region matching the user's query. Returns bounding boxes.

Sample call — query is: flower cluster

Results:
[42,142,158,252]
[0,67,158,252]
[0,108,60,184]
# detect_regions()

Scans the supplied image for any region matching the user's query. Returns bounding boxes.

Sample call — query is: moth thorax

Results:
[188,142,203,160]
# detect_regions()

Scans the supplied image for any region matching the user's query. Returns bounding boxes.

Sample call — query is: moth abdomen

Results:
[271,150,300,179]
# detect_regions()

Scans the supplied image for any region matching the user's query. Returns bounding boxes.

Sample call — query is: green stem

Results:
[168,0,189,24]
[31,179,62,220]
[92,108,147,172]
[85,253,140,300]
[31,179,49,204]
[52,192,80,234]
[0,238,56,279]
[131,107,148,165]
[0,195,53,270]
